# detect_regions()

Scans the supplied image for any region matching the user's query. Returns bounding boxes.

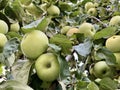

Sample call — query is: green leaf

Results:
[57,55,70,80]
[11,60,33,84]
[99,77,117,90]
[50,34,72,54]
[0,80,33,90]
[0,0,9,10]
[70,0,77,3]
[94,27,117,40]
[87,82,99,90]
[77,80,89,90]
[7,31,22,39]
[73,39,93,57]
[48,44,61,52]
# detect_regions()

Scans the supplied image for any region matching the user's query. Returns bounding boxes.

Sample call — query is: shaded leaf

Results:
[0,80,33,90]
[87,82,99,90]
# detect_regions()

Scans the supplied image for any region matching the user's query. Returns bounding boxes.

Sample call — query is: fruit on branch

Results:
[0,20,8,34]
[109,16,120,26]
[85,2,95,11]
[0,33,8,48]
[79,22,96,38]
[10,22,20,32]
[47,5,60,16]
[66,27,79,37]
[87,8,97,16]
[20,30,49,59]
[60,26,71,34]
[93,61,112,78]
[35,53,60,82]
[105,35,120,52]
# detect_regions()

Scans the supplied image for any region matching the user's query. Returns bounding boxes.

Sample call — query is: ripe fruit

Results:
[35,53,60,82]
[87,8,97,16]
[85,2,95,11]
[10,22,20,32]
[0,33,8,48]
[47,5,60,16]
[79,23,96,38]
[93,61,112,78]
[66,27,79,37]
[20,30,49,59]
[0,20,8,34]
[109,16,120,26]
[105,35,120,52]
[113,53,120,69]
[60,26,71,34]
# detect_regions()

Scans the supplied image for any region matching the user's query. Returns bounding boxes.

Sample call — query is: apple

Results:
[47,5,60,16]
[109,16,120,26]
[66,27,79,37]
[35,53,60,82]
[94,3,99,7]
[60,26,71,34]
[85,2,95,11]
[105,35,120,52]
[87,8,97,16]
[79,22,96,38]
[10,22,20,32]
[0,20,8,34]
[20,30,49,59]
[93,61,112,78]
[0,33,8,48]
[113,53,120,69]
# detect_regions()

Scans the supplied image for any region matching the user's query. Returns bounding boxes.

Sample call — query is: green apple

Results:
[0,20,8,34]
[93,61,112,78]
[79,22,96,38]
[66,27,79,37]
[94,3,99,7]
[20,30,49,59]
[109,16,120,26]
[47,5,60,16]
[10,22,20,32]
[105,35,120,52]
[85,2,95,11]
[35,53,60,82]
[60,26,71,34]
[0,33,8,48]
[113,53,120,69]
[87,8,97,16]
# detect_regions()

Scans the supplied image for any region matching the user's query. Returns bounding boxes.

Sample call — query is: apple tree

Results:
[0,0,120,90]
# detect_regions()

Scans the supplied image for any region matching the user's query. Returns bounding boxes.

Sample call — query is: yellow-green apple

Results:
[105,35,120,52]
[60,26,71,34]
[0,20,8,34]
[113,53,120,69]
[93,61,112,78]
[10,22,20,32]
[20,30,49,59]
[66,27,79,37]
[109,16,120,26]
[79,22,96,38]
[85,2,95,11]
[0,33,8,48]
[35,53,60,82]
[87,8,97,16]
[47,5,60,16]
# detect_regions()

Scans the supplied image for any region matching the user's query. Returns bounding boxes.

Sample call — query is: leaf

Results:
[70,0,77,3]
[0,38,20,67]
[7,32,22,39]
[11,60,33,84]
[57,55,70,80]
[0,80,33,90]
[59,1,72,11]
[21,16,51,33]
[48,44,61,52]
[99,77,117,90]
[94,27,117,40]
[73,39,93,57]
[50,34,72,54]
[87,82,99,90]
[0,0,9,10]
